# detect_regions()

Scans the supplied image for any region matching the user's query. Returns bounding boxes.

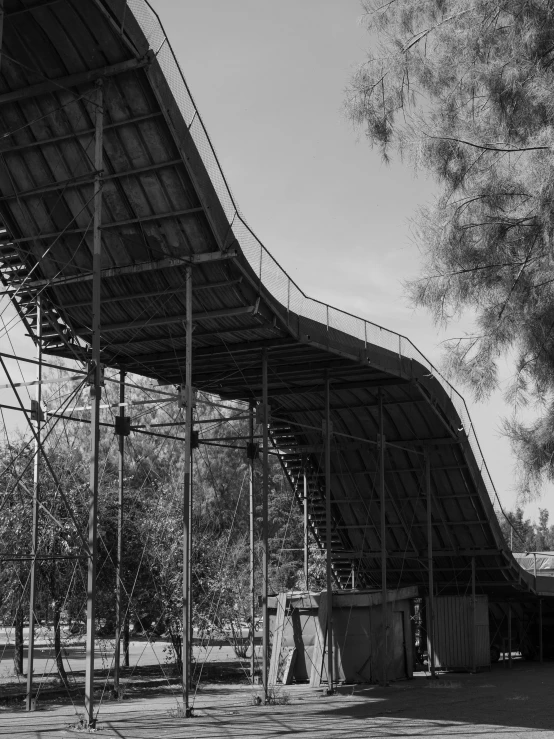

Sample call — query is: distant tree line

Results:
[499,508,554,553]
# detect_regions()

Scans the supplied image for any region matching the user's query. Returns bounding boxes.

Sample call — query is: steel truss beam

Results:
[20,249,237,290]
[281,397,428,415]
[6,0,63,17]
[59,278,243,310]
[73,305,256,336]
[0,54,153,106]
[2,206,204,246]
[0,111,164,155]
[0,158,184,202]
[225,376,411,399]
[338,548,503,558]
[323,520,489,530]
[0,554,87,560]
[120,336,294,366]
[188,358,353,385]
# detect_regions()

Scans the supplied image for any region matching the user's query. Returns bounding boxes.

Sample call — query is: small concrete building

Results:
[268,586,417,686]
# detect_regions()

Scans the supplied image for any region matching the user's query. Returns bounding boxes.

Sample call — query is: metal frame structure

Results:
[0,0,552,728]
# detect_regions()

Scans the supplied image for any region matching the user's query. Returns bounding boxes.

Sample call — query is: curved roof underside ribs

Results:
[0,0,550,602]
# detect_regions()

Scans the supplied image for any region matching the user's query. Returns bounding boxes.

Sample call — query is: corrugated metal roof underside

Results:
[0,0,540,601]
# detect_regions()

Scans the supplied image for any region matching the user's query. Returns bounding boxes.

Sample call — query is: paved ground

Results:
[1,661,554,738]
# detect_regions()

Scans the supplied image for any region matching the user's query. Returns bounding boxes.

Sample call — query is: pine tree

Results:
[346,1,554,497]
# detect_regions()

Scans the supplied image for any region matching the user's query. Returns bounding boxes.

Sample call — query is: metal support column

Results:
[0,1,4,73]
[189,438,193,677]
[26,297,42,711]
[471,556,476,673]
[508,603,512,668]
[261,348,269,699]
[249,401,256,683]
[303,469,309,590]
[379,392,387,687]
[84,80,103,729]
[113,370,125,697]
[425,451,435,679]
[539,599,543,663]
[324,376,334,694]
[182,265,193,716]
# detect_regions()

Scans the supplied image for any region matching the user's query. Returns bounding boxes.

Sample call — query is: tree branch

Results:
[425,133,549,153]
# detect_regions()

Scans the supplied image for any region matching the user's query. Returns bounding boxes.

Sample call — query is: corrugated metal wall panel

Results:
[428,595,490,670]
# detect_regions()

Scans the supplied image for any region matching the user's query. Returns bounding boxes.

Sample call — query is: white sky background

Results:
[151,0,552,522]
[0,0,551,522]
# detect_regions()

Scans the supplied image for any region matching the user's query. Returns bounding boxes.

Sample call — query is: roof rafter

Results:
[0,53,154,106]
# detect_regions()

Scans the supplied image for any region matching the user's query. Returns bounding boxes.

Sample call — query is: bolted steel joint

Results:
[255,403,271,426]
[178,385,197,409]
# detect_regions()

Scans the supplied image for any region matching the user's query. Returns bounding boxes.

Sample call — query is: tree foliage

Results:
[499,507,554,552]
[0,368,310,679]
[346,0,554,497]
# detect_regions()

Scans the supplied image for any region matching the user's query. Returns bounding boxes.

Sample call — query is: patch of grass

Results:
[264,687,290,705]
[250,687,290,706]
[65,714,103,732]
[110,684,127,702]
[167,703,194,718]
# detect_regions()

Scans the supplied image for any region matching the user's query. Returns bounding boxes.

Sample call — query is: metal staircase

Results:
[0,237,84,359]
[270,417,367,589]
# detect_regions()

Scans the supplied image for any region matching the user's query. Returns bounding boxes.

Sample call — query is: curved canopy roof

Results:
[1,0,551,602]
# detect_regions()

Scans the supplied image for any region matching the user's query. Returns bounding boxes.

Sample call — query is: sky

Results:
[148,0,552,522]
[0,0,550,522]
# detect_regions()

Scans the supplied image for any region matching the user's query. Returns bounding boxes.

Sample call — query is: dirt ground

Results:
[1,660,554,738]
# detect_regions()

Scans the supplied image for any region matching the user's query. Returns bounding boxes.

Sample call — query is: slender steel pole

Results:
[249,401,255,683]
[379,392,387,687]
[0,1,4,74]
[539,599,543,663]
[425,451,435,679]
[303,469,309,590]
[324,376,334,693]
[471,556,476,673]
[113,370,125,697]
[182,265,193,716]
[84,80,103,729]
[189,443,193,680]
[261,348,269,699]
[26,297,41,711]
[508,603,512,668]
